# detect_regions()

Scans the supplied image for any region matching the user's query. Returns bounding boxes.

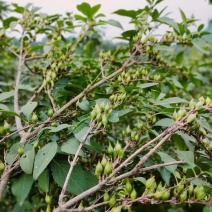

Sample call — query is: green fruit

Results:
[189,99,196,109]
[161,190,170,200]
[206,97,212,106]
[180,190,187,202]
[108,143,114,156]
[186,113,196,123]
[46,204,51,212]
[47,108,54,117]
[3,121,10,133]
[104,162,113,176]
[109,195,116,208]
[111,206,122,212]
[130,189,137,200]
[102,114,108,127]
[188,183,194,195]
[125,180,133,194]
[197,189,206,200]
[101,155,107,167]
[114,141,122,154]
[51,122,57,127]
[145,176,155,189]
[90,110,96,120]
[17,146,24,156]
[45,194,52,204]
[177,107,186,119]
[154,190,164,200]
[0,126,4,135]
[0,161,5,173]
[195,101,203,110]
[103,192,110,202]
[32,113,38,124]
[95,162,103,178]
[176,183,184,193]
[118,149,125,159]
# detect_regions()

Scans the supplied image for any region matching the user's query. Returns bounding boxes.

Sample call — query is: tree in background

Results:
[0,0,211,211]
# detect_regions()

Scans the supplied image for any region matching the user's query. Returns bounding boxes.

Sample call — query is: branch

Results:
[58,121,95,206]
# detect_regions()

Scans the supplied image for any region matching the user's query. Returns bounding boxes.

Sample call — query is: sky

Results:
[5,0,212,40]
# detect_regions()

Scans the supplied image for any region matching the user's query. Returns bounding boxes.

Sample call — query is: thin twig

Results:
[58,121,95,206]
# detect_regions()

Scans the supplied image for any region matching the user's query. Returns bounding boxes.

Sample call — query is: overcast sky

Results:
[5,0,212,39]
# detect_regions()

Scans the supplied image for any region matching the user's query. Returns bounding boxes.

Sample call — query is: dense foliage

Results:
[0,0,212,211]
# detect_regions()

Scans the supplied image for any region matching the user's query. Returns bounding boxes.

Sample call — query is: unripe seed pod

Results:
[161,190,170,200]
[114,141,122,154]
[103,192,110,202]
[145,176,155,189]
[125,180,133,194]
[130,188,137,200]
[104,104,110,113]
[154,190,164,200]
[199,127,207,136]
[97,122,102,129]
[95,162,103,178]
[90,110,96,120]
[199,96,205,104]
[173,188,178,197]
[112,206,122,212]
[189,99,196,109]
[126,126,131,134]
[108,143,114,156]
[46,204,51,212]
[173,110,178,121]
[46,75,51,83]
[47,108,54,117]
[118,149,125,159]
[51,122,57,127]
[0,126,4,135]
[101,155,107,167]
[18,146,24,156]
[96,113,102,122]
[102,114,108,127]
[94,105,101,114]
[206,97,212,106]
[177,107,186,120]
[0,161,5,174]
[100,102,106,110]
[180,190,187,202]
[32,113,38,124]
[195,101,203,110]
[188,183,194,195]
[45,194,52,204]
[109,195,116,208]
[104,162,113,176]
[197,189,206,200]
[176,183,184,193]
[186,113,196,123]
[3,121,10,133]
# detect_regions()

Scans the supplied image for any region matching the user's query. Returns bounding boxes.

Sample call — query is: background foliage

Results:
[0,0,212,211]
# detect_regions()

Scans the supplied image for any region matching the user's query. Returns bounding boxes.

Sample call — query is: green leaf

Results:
[179,9,187,23]
[203,206,212,212]
[6,142,19,165]
[158,168,171,185]
[198,24,204,32]
[107,19,124,30]
[21,101,37,120]
[157,152,177,173]
[33,142,58,180]
[75,14,87,23]
[176,151,196,169]
[156,97,187,106]
[175,52,184,65]
[0,103,9,111]
[134,177,146,185]
[137,83,158,89]
[154,45,173,51]
[49,124,71,133]
[38,169,49,193]
[74,126,89,142]
[116,109,132,117]
[51,160,98,195]
[85,140,103,153]
[0,91,14,102]
[78,99,91,111]
[158,16,180,33]
[18,84,36,92]
[113,9,137,18]
[3,17,18,29]
[198,119,212,133]
[91,4,101,17]
[20,146,35,175]
[192,38,210,55]
[77,2,91,18]
[11,174,34,206]
[154,118,175,127]
[61,138,84,156]
[108,112,119,123]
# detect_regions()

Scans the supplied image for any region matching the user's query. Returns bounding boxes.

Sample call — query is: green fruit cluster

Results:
[95,155,113,178]
[109,93,126,107]
[122,126,139,142]
[0,121,11,136]
[108,142,124,159]
[90,102,112,128]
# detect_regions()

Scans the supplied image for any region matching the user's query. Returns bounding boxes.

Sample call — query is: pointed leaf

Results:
[154,118,175,127]
[33,142,58,179]
[38,169,49,192]
[158,16,180,33]
[0,90,14,102]
[11,174,34,206]
[61,138,84,156]
[107,19,124,30]
[21,101,37,120]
